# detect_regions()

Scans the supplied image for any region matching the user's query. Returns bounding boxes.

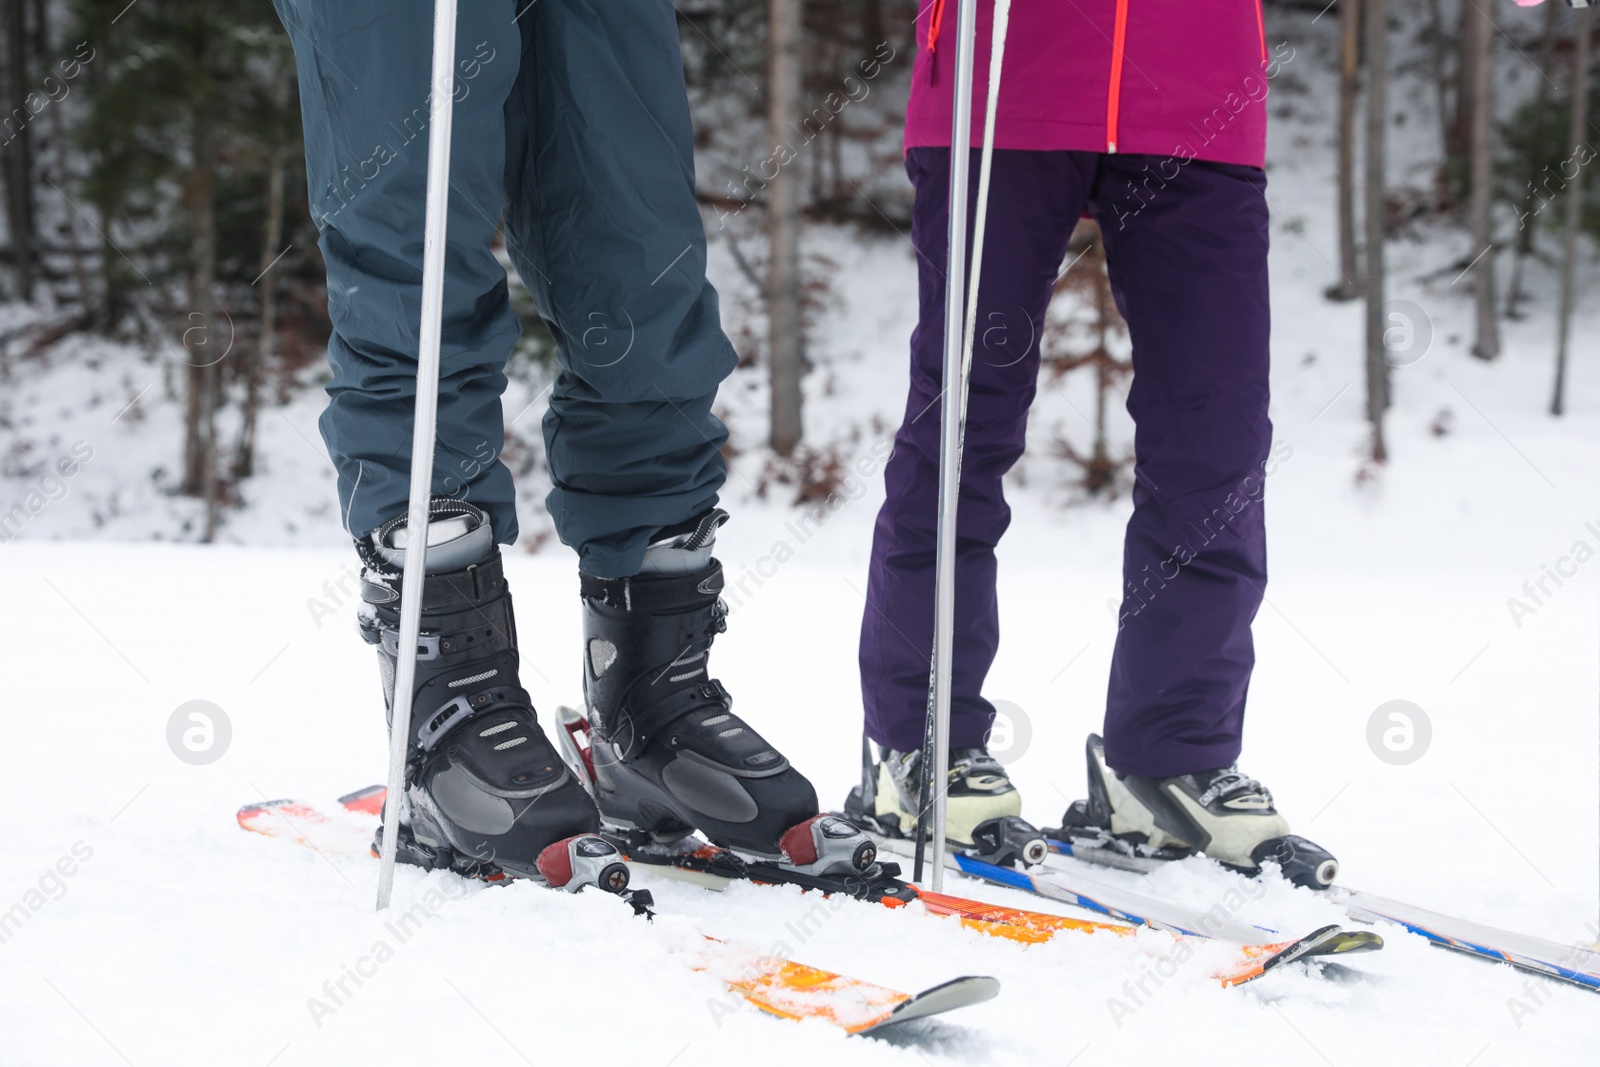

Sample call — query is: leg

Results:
[275,2,602,874]
[1090,156,1273,778]
[861,148,1087,753]
[501,2,819,858]
[503,0,735,579]
[274,0,523,540]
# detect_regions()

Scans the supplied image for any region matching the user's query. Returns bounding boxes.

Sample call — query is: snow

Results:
[2,520,1597,1064]
[5,4,1600,1064]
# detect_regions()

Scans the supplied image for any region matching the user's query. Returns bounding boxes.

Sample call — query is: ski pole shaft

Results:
[920,0,1010,892]
[961,0,1012,382]
[376,0,458,912]
[916,0,978,889]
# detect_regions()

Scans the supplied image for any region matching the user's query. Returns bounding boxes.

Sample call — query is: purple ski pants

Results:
[860,147,1273,779]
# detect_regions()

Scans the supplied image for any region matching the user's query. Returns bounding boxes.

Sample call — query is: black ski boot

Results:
[579,510,825,860]
[1057,734,1338,888]
[358,500,600,881]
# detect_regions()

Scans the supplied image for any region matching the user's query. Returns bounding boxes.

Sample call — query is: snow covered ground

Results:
[2,531,1598,1067]
[5,4,1600,1064]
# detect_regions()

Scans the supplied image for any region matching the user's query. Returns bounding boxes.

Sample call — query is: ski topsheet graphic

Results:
[696,938,999,1034]
[911,887,1371,987]
[237,795,999,1035]
[862,829,1382,968]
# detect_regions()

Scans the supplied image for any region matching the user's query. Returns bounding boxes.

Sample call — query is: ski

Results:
[1045,833,1600,994]
[913,888,1363,987]
[1331,886,1600,993]
[698,938,998,1034]
[242,793,649,899]
[334,783,1353,989]
[865,825,1382,959]
[543,708,1371,986]
[237,796,999,1034]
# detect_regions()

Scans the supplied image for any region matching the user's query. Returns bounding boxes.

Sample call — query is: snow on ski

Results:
[1045,834,1600,993]
[237,795,999,1035]
[548,706,1381,984]
[336,783,1350,989]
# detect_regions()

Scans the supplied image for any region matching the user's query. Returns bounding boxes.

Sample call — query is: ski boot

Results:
[357,500,610,889]
[578,509,872,877]
[844,737,1047,867]
[1056,734,1338,889]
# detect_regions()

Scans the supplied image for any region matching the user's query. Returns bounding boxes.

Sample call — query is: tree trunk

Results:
[75,32,123,328]
[237,62,291,479]
[183,108,221,541]
[1507,0,1559,318]
[767,0,804,456]
[1467,0,1500,361]
[44,90,91,313]
[829,105,844,209]
[1450,0,1476,164]
[3,0,37,301]
[1425,0,1454,161]
[37,0,91,313]
[1331,0,1363,300]
[1364,0,1390,462]
[860,0,884,52]
[1553,6,1592,417]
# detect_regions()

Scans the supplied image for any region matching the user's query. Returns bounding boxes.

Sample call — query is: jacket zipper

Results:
[928,0,949,57]
[1105,0,1130,152]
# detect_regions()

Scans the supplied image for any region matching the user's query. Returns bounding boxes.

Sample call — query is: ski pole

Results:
[917,0,1013,892]
[376,0,458,912]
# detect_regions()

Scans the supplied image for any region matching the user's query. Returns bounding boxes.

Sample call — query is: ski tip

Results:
[857,975,1001,1035]
[337,784,387,816]
[1219,924,1373,987]
[1250,924,1385,980]
[1319,928,1385,955]
[236,798,314,826]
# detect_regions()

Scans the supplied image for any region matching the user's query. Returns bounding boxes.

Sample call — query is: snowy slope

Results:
[2,540,1598,1067]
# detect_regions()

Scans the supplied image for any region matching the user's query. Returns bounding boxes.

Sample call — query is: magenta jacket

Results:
[905,0,1280,168]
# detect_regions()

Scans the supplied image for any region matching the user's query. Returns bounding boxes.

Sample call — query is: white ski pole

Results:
[919,0,1013,892]
[375,0,458,911]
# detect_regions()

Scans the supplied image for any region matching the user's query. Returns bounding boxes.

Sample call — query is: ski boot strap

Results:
[578,562,726,613]
[357,549,527,771]
[357,563,516,665]
[358,551,507,612]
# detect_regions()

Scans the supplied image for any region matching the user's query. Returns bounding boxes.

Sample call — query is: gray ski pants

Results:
[273,0,734,577]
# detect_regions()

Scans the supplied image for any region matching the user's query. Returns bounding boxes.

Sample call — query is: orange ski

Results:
[238,794,998,1035]
[911,888,1345,987]
[696,938,997,1034]
[238,797,373,854]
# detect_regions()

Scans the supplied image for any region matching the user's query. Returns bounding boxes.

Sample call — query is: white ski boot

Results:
[1057,734,1337,888]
